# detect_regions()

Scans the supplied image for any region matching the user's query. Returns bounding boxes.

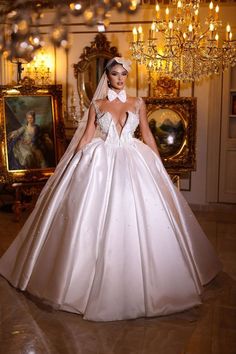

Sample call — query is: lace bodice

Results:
[93,99,141,145]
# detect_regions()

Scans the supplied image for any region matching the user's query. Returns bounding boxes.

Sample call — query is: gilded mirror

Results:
[148,108,186,158]
[144,97,197,173]
[74,33,120,108]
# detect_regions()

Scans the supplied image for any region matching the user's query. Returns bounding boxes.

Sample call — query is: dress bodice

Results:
[93,99,141,146]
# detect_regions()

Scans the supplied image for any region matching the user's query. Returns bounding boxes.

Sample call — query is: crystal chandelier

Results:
[0,0,140,63]
[25,49,53,85]
[130,0,236,81]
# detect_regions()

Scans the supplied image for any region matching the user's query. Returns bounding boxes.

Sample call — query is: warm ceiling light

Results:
[0,0,140,62]
[131,0,236,82]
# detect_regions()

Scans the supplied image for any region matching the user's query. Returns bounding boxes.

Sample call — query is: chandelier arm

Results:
[198,29,210,42]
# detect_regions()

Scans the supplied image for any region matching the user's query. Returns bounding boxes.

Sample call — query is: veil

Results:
[38,57,131,199]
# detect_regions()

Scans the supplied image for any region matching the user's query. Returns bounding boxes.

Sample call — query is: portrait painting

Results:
[4,95,56,171]
[0,84,65,184]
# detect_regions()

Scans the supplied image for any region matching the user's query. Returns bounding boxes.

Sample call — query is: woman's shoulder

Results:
[92,98,103,110]
[127,96,145,104]
[93,98,104,104]
[91,98,107,116]
[127,96,145,112]
[92,98,107,107]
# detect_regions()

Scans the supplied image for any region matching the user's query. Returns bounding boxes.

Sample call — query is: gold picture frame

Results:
[0,84,66,184]
[144,97,197,173]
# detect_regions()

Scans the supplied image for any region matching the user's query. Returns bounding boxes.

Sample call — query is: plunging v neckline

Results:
[101,111,132,138]
[111,111,129,138]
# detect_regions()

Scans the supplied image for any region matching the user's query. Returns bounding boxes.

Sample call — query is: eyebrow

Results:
[110,70,127,74]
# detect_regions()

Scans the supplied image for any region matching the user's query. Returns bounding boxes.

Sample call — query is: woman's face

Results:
[107,64,128,91]
[26,114,34,124]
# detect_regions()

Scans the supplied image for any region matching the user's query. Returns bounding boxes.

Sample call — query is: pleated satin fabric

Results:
[0,106,221,321]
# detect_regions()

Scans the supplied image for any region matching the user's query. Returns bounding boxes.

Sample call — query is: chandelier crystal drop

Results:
[0,0,140,63]
[130,0,236,82]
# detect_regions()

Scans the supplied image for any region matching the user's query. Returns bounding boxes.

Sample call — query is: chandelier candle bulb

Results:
[177,0,182,15]
[209,23,214,31]
[138,25,143,41]
[132,27,138,42]
[168,21,173,36]
[226,24,231,40]
[209,23,214,40]
[215,33,219,47]
[209,1,214,15]
[215,5,219,20]
[165,7,169,22]
[188,23,193,40]
[156,4,160,19]
[151,22,156,39]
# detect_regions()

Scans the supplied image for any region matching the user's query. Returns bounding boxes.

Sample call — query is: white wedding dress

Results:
[0,99,221,321]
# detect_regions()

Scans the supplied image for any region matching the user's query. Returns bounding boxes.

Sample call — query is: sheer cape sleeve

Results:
[37,72,109,200]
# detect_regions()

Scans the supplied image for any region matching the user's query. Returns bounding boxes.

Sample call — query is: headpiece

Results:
[105,57,132,72]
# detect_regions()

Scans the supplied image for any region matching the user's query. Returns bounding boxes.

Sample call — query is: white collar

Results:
[107,89,127,103]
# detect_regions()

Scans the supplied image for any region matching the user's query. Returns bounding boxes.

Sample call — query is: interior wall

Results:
[181,80,210,204]
[0,4,236,205]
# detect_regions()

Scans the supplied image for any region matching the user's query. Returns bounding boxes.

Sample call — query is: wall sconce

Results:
[24,49,53,85]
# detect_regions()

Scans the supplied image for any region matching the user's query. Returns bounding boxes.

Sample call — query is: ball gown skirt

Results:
[0,109,221,322]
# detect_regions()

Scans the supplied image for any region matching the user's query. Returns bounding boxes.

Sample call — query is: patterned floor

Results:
[0,206,235,354]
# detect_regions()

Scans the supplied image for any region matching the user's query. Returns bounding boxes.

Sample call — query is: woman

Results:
[8,111,47,169]
[0,57,221,322]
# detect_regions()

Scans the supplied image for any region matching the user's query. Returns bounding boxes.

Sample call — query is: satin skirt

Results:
[0,138,221,321]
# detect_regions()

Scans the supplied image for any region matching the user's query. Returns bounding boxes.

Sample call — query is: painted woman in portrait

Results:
[7,110,48,170]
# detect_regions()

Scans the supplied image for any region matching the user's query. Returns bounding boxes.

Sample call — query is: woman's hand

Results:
[8,131,16,141]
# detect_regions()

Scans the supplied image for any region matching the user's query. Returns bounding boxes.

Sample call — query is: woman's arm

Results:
[75,103,96,152]
[139,99,160,157]
[8,126,25,140]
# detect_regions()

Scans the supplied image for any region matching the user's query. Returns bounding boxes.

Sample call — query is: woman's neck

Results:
[109,87,124,94]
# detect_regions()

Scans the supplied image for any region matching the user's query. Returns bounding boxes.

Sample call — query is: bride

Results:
[0,57,221,322]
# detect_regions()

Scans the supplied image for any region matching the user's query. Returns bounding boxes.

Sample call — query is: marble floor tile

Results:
[217,223,236,236]
[0,208,236,354]
[197,220,218,249]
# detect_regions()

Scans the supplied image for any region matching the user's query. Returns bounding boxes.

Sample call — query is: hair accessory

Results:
[106,57,132,72]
